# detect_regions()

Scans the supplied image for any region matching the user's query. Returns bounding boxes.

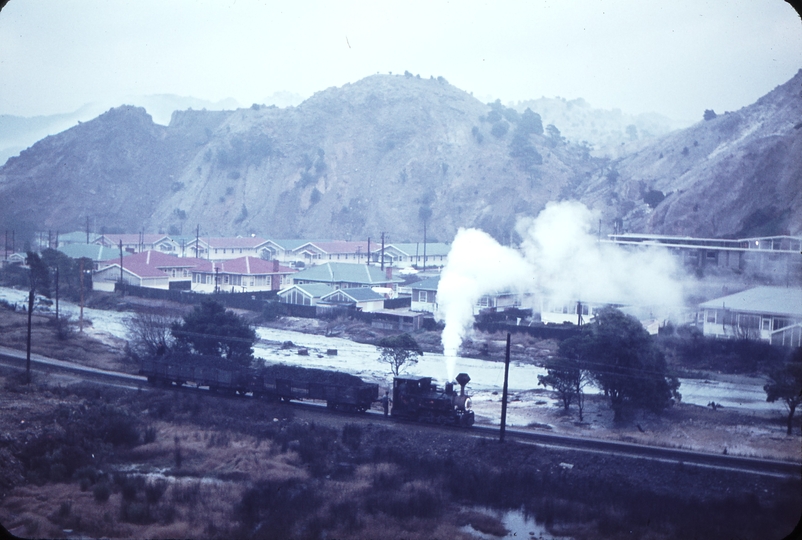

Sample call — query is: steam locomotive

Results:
[140,354,474,427]
[391,372,474,427]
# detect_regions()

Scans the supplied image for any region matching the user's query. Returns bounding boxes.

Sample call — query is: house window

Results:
[706,310,716,324]
[762,318,771,331]
[418,291,428,303]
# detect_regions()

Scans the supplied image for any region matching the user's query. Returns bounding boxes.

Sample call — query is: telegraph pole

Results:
[79,258,85,332]
[119,240,124,295]
[86,216,90,244]
[366,237,371,266]
[499,333,511,443]
[380,232,386,270]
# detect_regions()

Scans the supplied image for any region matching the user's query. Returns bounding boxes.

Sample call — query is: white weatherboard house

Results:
[319,287,386,312]
[291,262,403,294]
[191,257,295,293]
[699,286,802,347]
[410,276,440,313]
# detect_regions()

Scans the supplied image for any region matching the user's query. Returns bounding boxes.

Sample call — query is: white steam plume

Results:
[436,201,684,378]
[436,228,531,379]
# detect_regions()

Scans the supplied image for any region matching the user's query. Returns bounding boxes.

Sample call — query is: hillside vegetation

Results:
[1,70,800,242]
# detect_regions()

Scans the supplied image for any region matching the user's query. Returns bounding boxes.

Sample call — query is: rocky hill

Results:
[596,69,802,237]
[0,71,800,243]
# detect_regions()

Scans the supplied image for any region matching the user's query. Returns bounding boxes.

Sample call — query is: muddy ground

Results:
[0,369,799,540]
[0,296,800,538]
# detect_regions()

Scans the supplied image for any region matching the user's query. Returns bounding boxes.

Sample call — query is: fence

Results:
[473,321,580,340]
[116,283,277,312]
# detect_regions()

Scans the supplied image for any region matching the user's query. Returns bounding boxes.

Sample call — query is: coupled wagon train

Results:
[140,354,475,427]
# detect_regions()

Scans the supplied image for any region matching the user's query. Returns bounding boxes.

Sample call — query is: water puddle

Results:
[463,507,572,540]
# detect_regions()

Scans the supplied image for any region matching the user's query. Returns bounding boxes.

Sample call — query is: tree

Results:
[171,299,257,367]
[25,251,50,384]
[703,109,717,121]
[377,333,423,377]
[584,307,680,422]
[764,348,802,435]
[518,108,544,135]
[128,311,176,359]
[538,357,579,413]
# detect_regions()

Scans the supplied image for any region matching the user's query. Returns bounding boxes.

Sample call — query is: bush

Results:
[93,482,111,503]
[145,479,168,504]
[342,423,363,451]
[491,121,509,138]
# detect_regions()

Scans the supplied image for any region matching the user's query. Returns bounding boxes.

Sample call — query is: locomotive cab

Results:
[391,372,474,426]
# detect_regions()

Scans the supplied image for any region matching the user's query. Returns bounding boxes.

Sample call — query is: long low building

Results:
[698,286,802,347]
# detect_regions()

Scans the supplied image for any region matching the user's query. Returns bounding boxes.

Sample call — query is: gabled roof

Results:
[59,244,132,261]
[278,283,335,298]
[380,243,451,257]
[292,262,403,285]
[410,275,441,291]
[303,241,371,254]
[699,286,802,318]
[99,250,203,269]
[188,236,268,249]
[98,261,168,279]
[266,239,330,250]
[96,234,172,246]
[321,287,385,303]
[192,256,294,275]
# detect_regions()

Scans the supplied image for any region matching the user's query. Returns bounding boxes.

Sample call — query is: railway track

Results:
[1,346,799,479]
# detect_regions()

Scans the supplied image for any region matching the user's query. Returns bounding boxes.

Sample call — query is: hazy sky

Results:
[1,0,800,122]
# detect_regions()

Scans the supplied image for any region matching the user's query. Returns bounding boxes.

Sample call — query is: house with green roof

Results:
[370,243,450,268]
[410,275,441,313]
[699,286,802,346]
[291,262,403,294]
[277,283,335,306]
[320,287,386,312]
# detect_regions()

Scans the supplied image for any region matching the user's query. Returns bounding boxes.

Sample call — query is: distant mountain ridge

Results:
[0,71,799,244]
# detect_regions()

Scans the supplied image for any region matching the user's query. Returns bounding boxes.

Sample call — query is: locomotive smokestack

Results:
[456,373,470,396]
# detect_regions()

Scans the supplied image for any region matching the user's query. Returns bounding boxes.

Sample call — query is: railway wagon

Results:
[140,355,378,411]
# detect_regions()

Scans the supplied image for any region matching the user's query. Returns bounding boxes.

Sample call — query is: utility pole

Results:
[423,219,427,272]
[214,266,220,294]
[55,266,59,323]
[195,224,200,258]
[499,333,511,443]
[366,237,371,266]
[119,240,124,296]
[86,216,90,244]
[79,258,84,332]
[380,232,386,270]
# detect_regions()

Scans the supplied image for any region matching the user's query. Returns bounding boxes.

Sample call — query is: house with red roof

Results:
[92,251,205,291]
[190,257,296,293]
[289,241,372,265]
[184,236,271,261]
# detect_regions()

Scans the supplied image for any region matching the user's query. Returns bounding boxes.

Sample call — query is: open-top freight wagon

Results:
[140,354,378,412]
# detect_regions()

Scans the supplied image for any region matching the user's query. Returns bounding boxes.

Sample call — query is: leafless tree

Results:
[127,311,176,359]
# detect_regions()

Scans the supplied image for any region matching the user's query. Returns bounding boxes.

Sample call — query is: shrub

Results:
[93,482,111,503]
[342,423,363,451]
[491,121,509,138]
[143,425,157,444]
[145,479,168,504]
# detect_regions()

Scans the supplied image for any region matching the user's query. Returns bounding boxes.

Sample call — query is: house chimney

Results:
[273,259,279,272]
[385,266,392,281]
